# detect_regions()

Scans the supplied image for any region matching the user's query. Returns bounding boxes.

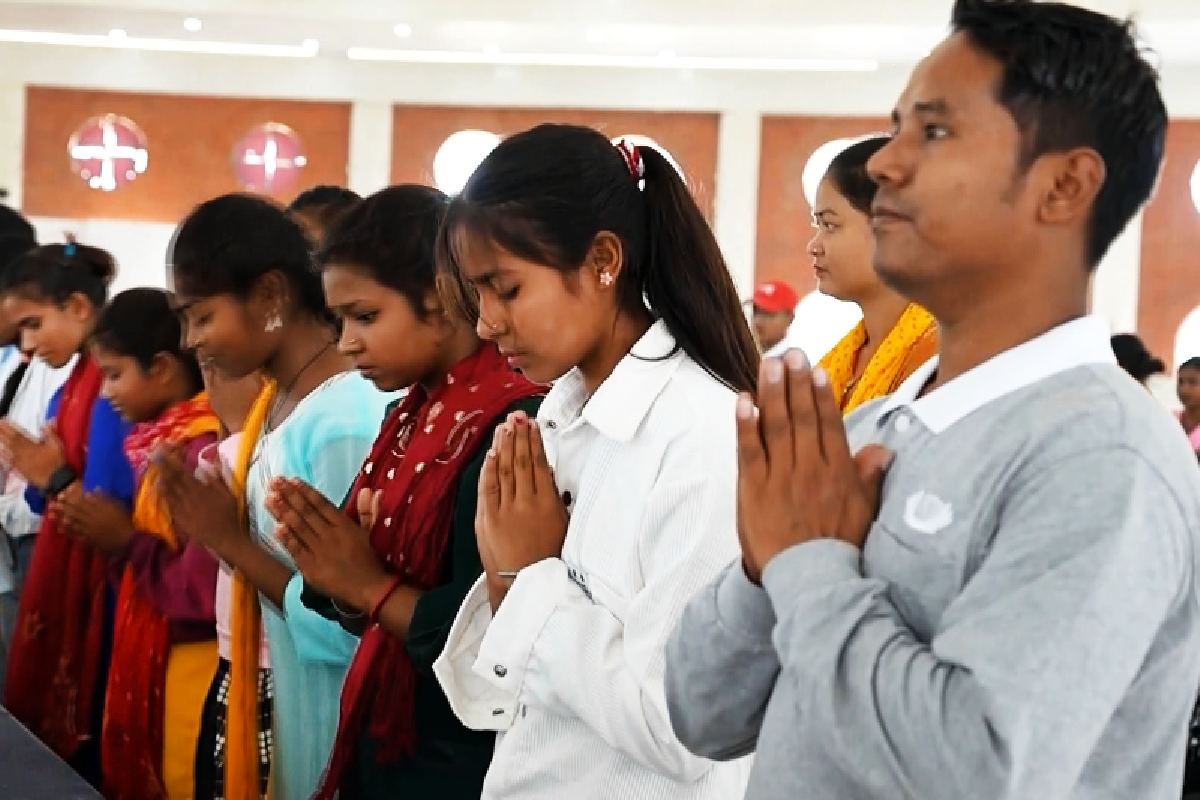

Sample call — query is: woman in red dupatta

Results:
[0,242,131,787]
[266,185,545,799]
[52,288,223,800]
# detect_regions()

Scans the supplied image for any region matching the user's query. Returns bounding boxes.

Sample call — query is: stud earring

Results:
[264,313,282,333]
[599,272,614,287]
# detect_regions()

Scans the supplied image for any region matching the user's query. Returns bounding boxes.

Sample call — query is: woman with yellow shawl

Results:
[53,288,222,800]
[157,194,390,800]
[808,136,939,413]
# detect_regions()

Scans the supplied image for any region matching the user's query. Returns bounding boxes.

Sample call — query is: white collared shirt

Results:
[0,354,75,534]
[0,354,74,595]
[434,321,752,800]
[871,314,1115,434]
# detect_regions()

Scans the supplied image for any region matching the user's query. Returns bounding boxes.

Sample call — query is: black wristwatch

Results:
[44,464,78,499]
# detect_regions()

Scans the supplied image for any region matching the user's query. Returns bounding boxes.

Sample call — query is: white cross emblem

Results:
[70,118,148,192]
[241,135,308,190]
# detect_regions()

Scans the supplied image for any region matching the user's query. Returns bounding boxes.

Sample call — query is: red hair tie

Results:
[614,139,645,183]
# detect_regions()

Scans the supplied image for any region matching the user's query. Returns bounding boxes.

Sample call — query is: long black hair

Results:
[316,185,450,320]
[169,193,336,327]
[0,242,115,307]
[436,123,758,393]
[92,287,203,395]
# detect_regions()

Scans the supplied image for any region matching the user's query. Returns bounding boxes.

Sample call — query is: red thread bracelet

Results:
[369,574,405,625]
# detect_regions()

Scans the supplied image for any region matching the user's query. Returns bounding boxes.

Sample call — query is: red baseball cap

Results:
[751,281,800,314]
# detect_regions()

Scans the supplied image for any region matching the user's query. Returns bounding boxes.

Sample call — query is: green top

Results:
[305,395,543,800]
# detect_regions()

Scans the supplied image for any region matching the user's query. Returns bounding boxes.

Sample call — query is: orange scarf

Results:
[103,394,221,800]
[818,303,938,414]
[225,381,276,800]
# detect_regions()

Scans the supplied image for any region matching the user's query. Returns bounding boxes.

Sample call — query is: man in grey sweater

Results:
[664,1,1200,798]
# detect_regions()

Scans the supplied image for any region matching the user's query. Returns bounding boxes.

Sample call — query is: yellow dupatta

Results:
[818,303,938,415]
[225,380,277,800]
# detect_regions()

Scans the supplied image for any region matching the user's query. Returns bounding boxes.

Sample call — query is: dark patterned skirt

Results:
[194,657,274,800]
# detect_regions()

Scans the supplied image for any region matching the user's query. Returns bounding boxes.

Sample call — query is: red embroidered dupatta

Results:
[3,357,108,761]
[314,343,542,798]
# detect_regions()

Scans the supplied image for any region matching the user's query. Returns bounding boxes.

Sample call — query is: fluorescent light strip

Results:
[348,47,878,72]
[0,29,319,57]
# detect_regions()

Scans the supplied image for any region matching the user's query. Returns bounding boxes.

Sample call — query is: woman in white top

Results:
[433,123,759,800]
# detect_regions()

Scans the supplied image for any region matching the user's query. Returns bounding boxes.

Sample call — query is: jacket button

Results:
[494,665,507,678]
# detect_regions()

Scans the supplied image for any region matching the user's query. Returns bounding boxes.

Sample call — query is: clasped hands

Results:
[0,421,135,552]
[151,446,247,559]
[266,479,395,614]
[258,409,568,616]
[52,483,137,553]
[736,350,893,585]
[0,421,64,490]
[477,411,568,610]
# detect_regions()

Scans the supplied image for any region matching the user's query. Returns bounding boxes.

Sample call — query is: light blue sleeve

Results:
[277,375,393,665]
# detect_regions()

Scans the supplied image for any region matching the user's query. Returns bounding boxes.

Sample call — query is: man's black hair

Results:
[951,0,1167,269]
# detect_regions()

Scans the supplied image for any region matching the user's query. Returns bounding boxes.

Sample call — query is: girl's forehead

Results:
[172,292,236,312]
[4,293,52,315]
[450,226,499,278]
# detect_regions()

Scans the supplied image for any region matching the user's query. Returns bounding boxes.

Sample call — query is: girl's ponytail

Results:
[637,144,759,394]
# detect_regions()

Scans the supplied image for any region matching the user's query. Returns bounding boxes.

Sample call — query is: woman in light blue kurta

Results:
[245,371,390,799]
[163,192,392,799]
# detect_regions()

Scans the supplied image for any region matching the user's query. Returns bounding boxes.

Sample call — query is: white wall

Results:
[4,43,1200,312]
[1091,210,1144,334]
[0,82,24,210]
[29,216,175,292]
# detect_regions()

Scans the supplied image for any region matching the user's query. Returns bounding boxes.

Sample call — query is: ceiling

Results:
[1,0,1199,68]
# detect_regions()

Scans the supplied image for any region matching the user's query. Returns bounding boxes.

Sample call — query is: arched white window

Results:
[610,134,685,179]
[1191,160,1200,214]
[788,290,862,363]
[1175,306,1200,370]
[433,130,501,195]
